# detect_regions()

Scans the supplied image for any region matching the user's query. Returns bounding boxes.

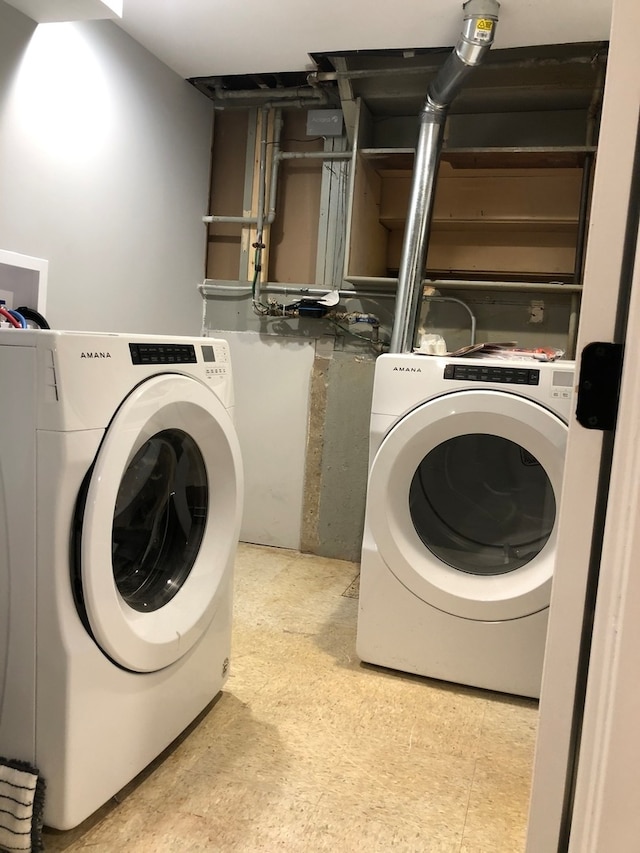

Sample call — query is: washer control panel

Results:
[201,342,229,377]
[128,341,230,377]
[550,368,573,399]
[129,343,197,365]
[444,364,540,385]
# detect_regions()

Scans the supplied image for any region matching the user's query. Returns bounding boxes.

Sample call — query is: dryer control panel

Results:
[444,364,540,385]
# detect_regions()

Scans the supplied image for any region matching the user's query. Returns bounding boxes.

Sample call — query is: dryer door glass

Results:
[409,434,556,575]
[112,428,208,612]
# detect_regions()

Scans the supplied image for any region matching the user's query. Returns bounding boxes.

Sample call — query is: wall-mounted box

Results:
[306,110,344,138]
[0,249,48,313]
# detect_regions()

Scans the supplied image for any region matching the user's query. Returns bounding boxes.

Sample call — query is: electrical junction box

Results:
[306,110,344,137]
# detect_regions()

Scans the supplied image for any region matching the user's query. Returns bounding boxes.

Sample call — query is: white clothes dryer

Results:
[356,353,575,698]
[0,330,243,829]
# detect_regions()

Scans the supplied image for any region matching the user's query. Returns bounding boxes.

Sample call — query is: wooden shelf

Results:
[360,146,597,171]
[347,145,588,282]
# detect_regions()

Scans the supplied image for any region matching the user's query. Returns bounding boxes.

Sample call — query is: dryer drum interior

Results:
[409,433,556,576]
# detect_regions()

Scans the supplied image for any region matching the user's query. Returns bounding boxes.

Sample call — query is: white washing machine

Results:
[0,330,243,829]
[356,353,575,699]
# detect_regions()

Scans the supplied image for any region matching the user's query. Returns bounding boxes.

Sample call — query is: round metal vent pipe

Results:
[389,0,500,353]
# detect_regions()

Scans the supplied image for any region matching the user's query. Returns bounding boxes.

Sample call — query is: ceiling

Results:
[4,0,614,120]
[188,40,609,124]
[114,0,614,81]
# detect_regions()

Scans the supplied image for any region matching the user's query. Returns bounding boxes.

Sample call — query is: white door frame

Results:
[526,0,640,848]
[567,155,640,853]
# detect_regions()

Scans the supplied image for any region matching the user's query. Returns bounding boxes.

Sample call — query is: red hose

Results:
[0,306,21,328]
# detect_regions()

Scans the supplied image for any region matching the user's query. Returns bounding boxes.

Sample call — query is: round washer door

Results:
[367,389,567,621]
[79,373,242,672]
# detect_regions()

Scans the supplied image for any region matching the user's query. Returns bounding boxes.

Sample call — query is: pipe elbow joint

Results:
[421,94,449,121]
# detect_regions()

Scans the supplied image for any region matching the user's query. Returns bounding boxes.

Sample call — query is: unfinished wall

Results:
[268,111,324,284]
[202,93,597,563]
[207,110,249,281]
[206,107,325,287]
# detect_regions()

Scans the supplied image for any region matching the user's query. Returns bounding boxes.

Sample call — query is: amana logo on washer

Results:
[80,352,112,359]
[393,366,422,373]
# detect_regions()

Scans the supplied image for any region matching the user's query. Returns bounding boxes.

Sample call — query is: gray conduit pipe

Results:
[256,106,268,237]
[212,85,328,103]
[265,108,284,224]
[252,106,271,308]
[278,152,352,160]
[199,282,392,300]
[389,0,500,353]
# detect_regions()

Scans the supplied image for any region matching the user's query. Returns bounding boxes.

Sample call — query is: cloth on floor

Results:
[0,758,45,853]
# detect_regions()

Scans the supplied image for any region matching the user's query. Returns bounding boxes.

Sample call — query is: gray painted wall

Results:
[0,1,212,335]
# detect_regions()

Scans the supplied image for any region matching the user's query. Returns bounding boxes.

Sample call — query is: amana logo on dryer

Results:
[80,352,112,359]
[393,366,422,373]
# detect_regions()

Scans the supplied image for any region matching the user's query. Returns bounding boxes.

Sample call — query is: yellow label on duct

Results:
[474,18,494,41]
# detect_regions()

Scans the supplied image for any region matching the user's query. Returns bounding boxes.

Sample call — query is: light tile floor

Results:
[43,543,538,852]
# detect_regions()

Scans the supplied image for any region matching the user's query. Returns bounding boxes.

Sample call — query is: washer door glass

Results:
[79,373,243,673]
[409,434,556,576]
[113,428,208,612]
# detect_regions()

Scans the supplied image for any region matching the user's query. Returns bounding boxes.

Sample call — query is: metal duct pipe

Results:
[389,0,500,353]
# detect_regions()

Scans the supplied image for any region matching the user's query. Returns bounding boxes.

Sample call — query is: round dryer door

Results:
[78,373,242,672]
[367,389,567,621]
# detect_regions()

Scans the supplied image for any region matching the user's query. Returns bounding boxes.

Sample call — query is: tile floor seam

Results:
[459,756,479,852]
[456,702,487,852]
